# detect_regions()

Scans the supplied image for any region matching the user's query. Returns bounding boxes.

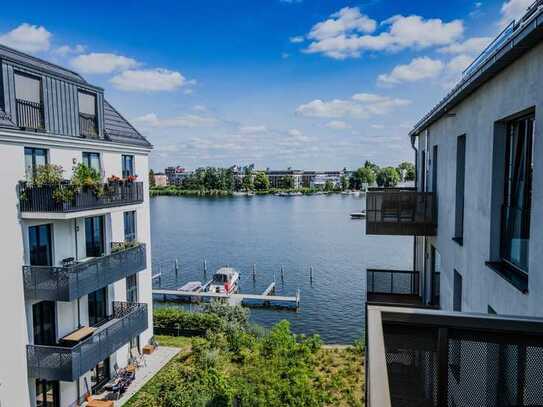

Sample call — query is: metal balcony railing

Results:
[79,113,98,138]
[16,99,44,130]
[366,305,543,407]
[19,181,144,213]
[23,244,146,301]
[27,302,148,382]
[366,269,423,306]
[366,190,437,236]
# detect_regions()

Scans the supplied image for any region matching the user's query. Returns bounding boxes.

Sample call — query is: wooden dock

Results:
[152,283,300,310]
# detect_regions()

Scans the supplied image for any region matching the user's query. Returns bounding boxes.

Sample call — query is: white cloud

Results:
[304,9,463,59]
[499,0,533,28]
[325,120,351,129]
[133,112,218,128]
[70,53,138,74]
[239,125,268,134]
[371,124,385,129]
[288,129,303,137]
[0,23,51,53]
[438,37,491,55]
[111,68,187,91]
[447,54,474,73]
[296,92,410,119]
[378,57,444,85]
[289,36,305,43]
[54,44,86,56]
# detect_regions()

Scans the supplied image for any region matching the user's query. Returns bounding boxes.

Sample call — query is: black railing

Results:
[79,113,98,138]
[19,181,144,213]
[16,99,44,130]
[366,191,437,236]
[366,305,543,407]
[27,302,148,382]
[23,244,146,302]
[366,269,424,306]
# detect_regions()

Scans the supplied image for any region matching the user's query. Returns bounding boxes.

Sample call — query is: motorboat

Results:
[208,267,240,294]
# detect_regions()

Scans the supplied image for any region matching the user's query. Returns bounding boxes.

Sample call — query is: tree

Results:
[340,175,349,191]
[397,161,415,182]
[324,180,335,191]
[376,167,401,187]
[253,172,270,191]
[149,169,155,187]
[364,160,380,173]
[242,174,254,191]
[280,175,295,189]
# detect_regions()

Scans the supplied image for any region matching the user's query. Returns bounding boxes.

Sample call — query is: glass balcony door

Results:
[85,216,104,258]
[35,379,59,407]
[33,301,56,346]
[88,287,108,327]
[29,224,52,266]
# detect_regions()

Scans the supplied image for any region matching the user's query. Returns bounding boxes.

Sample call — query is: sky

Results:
[0,0,534,171]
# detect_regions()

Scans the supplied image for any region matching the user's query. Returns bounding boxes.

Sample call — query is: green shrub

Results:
[32,164,64,187]
[153,307,223,334]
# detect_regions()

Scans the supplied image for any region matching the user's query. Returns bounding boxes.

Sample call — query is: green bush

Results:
[32,164,64,187]
[153,307,223,334]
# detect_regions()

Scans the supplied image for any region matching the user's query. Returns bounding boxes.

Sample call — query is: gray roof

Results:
[410,1,543,136]
[103,101,153,148]
[0,44,89,86]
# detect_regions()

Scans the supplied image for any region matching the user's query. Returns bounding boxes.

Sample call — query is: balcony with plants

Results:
[18,164,143,214]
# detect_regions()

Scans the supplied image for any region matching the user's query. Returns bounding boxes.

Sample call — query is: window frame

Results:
[453,135,466,245]
[14,71,44,130]
[82,151,102,174]
[122,154,135,178]
[24,147,49,181]
[77,90,98,137]
[124,210,137,242]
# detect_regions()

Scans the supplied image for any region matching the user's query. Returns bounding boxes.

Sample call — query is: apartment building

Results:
[266,169,303,189]
[0,44,153,406]
[364,2,543,406]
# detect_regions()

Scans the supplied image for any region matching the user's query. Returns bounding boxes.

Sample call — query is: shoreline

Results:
[150,188,363,197]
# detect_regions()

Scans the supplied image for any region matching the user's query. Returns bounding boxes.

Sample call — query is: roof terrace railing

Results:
[366,305,543,407]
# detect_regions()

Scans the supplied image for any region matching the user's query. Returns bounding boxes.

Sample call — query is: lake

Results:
[150,194,412,343]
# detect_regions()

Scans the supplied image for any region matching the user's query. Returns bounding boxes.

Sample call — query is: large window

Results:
[90,357,110,392]
[430,246,441,307]
[126,274,138,303]
[24,147,48,181]
[88,287,107,327]
[82,151,101,174]
[85,216,104,258]
[453,270,462,312]
[32,301,56,346]
[122,155,135,178]
[15,72,44,129]
[454,135,466,244]
[35,379,59,407]
[124,211,136,241]
[29,224,52,266]
[501,115,534,274]
[78,91,97,137]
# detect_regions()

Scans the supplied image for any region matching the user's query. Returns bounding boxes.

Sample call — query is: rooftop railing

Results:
[366,305,543,407]
[366,190,437,236]
[23,243,146,301]
[19,181,144,213]
[27,301,148,382]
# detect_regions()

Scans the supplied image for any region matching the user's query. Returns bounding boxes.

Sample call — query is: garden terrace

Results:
[18,181,144,215]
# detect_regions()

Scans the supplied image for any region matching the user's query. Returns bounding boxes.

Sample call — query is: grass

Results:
[125,335,364,407]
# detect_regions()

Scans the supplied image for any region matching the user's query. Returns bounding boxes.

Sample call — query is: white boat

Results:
[208,267,240,294]
[350,211,366,219]
[177,281,203,292]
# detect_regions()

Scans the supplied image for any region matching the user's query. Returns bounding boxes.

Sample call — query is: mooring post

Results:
[203,258,208,275]
[175,258,179,276]
[310,266,313,281]
[252,264,256,280]
[280,265,284,281]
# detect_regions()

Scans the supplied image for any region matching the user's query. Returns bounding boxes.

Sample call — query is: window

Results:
[430,246,441,307]
[122,155,135,178]
[35,379,59,407]
[82,151,101,174]
[29,224,52,266]
[501,115,533,274]
[78,91,97,137]
[124,211,136,241]
[126,274,138,303]
[15,72,44,129]
[90,357,110,392]
[24,147,48,181]
[88,287,107,327]
[432,145,438,194]
[453,270,462,312]
[32,301,56,346]
[454,135,466,244]
[85,216,104,257]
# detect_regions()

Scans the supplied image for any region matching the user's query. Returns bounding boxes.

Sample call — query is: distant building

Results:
[165,166,189,185]
[153,173,168,186]
[266,169,303,189]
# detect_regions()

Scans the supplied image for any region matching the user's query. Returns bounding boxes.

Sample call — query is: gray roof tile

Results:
[103,101,152,148]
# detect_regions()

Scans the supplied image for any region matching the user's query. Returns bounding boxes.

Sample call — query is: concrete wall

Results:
[416,41,543,316]
[0,132,152,407]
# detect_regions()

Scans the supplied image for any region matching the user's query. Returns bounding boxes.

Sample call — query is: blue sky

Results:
[0,0,532,170]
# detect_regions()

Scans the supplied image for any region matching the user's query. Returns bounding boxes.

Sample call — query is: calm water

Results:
[150,194,412,343]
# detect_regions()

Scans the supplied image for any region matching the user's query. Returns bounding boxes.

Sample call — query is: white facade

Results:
[0,131,153,407]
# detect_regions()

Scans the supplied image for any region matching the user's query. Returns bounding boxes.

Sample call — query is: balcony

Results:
[16,98,44,131]
[366,305,543,407]
[366,189,437,236]
[18,181,144,215]
[79,112,98,138]
[367,269,424,306]
[23,243,146,302]
[27,302,148,382]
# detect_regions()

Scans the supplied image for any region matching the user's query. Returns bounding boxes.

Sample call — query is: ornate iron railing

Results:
[79,113,98,138]
[16,99,44,130]
[27,302,148,382]
[19,181,144,213]
[23,244,146,301]
[366,191,437,236]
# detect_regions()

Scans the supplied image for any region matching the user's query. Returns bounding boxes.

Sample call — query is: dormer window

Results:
[14,72,44,130]
[78,91,98,138]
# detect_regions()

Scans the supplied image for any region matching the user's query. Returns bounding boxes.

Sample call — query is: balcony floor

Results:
[367,293,424,306]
